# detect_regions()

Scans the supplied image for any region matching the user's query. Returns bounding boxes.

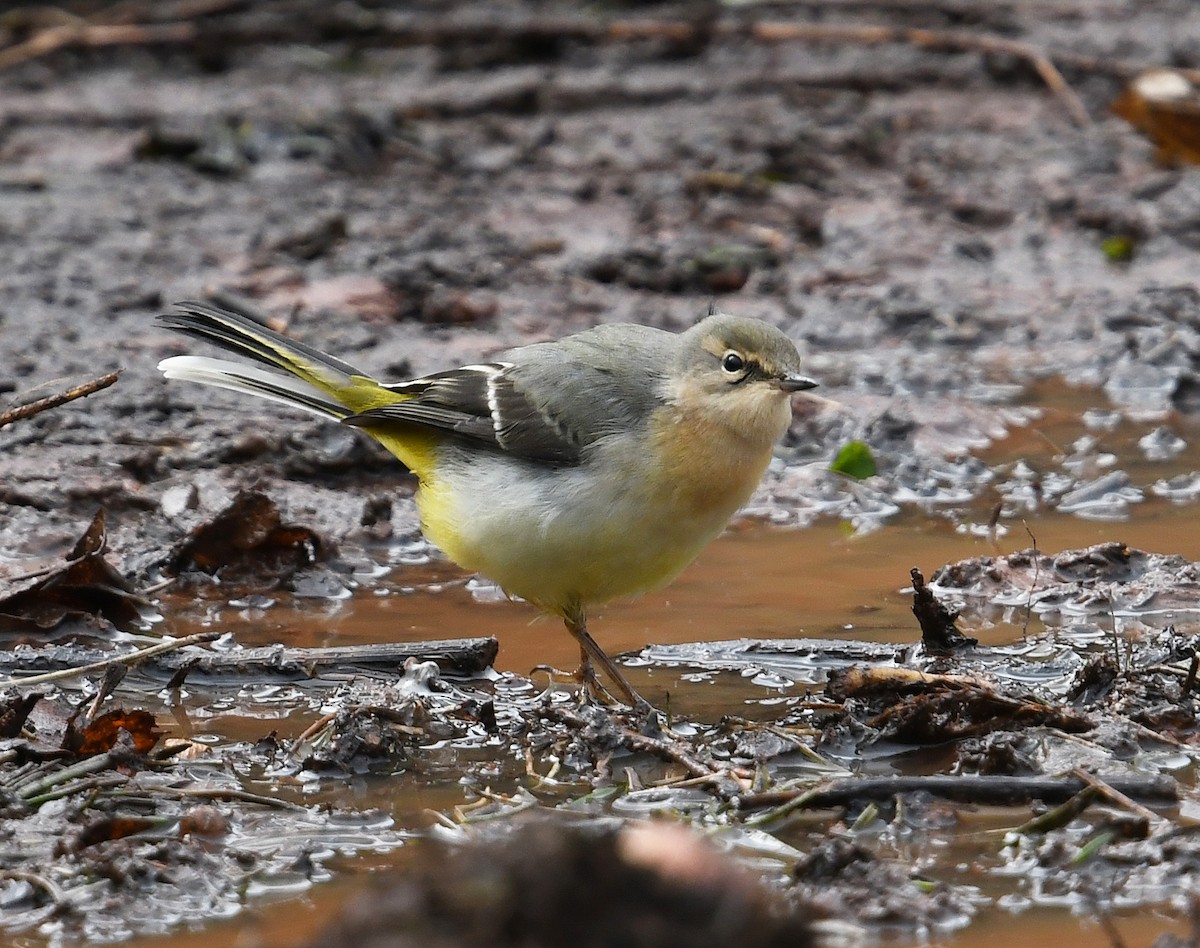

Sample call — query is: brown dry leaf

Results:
[178,805,228,838]
[865,687,1093,741]
[827,666,1094,743]
[64,708,162,756]
[0,509,150,633]
[68,816,162,852]
[166,490,323,584]
[0,692,43,738]
[1112,69,1200,166]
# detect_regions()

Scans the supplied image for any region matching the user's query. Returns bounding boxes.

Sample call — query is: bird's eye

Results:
[721,351,745,374]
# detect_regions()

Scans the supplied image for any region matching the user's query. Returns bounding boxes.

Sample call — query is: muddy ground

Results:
[4,0,1200,945]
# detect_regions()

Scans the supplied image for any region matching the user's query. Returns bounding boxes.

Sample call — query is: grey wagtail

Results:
[157,301,817,713]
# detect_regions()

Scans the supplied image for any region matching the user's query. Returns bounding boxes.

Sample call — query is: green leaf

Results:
[1101,234,1135,263]
[831,440,877,479]
[1071,830,1115,865]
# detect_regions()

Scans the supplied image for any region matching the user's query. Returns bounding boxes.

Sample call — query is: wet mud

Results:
[5,1,1200,946]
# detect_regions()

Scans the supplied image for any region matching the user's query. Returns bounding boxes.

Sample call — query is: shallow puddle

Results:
[153,377,1200,675]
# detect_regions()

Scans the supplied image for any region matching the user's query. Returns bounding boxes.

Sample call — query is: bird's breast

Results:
[413,404,782,615]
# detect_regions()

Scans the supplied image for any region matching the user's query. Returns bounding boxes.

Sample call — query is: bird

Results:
[157,301,817,714]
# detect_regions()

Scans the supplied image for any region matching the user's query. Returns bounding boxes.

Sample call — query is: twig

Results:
[1,631,220,688]
[0,870,67,909]
[22,773,129,808]
[0,371,121,431]
[139,576,177,596]
[15,752,121,800]
[142,784,307,811]
[747,21,1090,127]
[291,712,337,748]
[1021,521,1041,640]
[0,22,194,72]
[542,703,726,783]
[1012,786,1098,835]
[622,728,728,782]
[1069,767,1161,825]
[735,773,1178,813]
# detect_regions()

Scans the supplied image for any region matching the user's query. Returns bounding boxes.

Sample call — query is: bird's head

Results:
[667,313,817,445]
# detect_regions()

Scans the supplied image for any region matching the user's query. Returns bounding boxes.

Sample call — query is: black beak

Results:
[777,374,819,393]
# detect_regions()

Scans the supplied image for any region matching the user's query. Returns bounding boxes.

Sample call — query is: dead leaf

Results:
[0,692,43,738]
[0,510,150,633]
[1112,69,1200,167]
[178,805,228,838]
[67,815,161,852]
[64,708,161,756]
[166,490,323,584]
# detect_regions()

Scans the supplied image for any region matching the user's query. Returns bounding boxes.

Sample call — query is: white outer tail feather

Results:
[157,355,343,420]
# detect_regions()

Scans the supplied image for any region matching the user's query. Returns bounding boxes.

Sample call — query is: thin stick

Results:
[748,22,1089,126]
[291,712,337,748]
[543,703,724,782]
[0,23,195,72]
[0,371,121,431]
[0,870,67,908]
[1069,767,1161,825]
[2,632,220,688]
[1021,521,1041,640]
[15,753,121,800]
[23,773,129,808]
[145,784,307,811]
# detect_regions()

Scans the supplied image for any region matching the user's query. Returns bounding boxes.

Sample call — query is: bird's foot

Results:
[530,661,661,730]
[530,661,620,706]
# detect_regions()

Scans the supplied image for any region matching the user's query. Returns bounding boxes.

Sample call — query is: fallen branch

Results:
[0,637,499,683]
[1,632,220,689]
[736,773,1179,814]
[0,371,121,431]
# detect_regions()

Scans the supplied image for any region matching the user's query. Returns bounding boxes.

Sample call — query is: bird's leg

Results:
[563,606,656,718]
[573,644,613,705]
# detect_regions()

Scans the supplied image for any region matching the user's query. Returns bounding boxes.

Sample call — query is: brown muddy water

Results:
[102,381,1200,948]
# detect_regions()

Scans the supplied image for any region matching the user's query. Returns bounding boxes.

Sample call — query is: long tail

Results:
[157,301,396,419]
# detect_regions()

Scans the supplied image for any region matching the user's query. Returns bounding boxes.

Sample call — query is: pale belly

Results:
[416,436,774,616]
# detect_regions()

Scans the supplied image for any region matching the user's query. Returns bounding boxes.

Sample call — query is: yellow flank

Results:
[367,426,442,485]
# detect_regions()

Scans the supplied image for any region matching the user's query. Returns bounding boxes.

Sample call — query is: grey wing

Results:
[342,324,672,466]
